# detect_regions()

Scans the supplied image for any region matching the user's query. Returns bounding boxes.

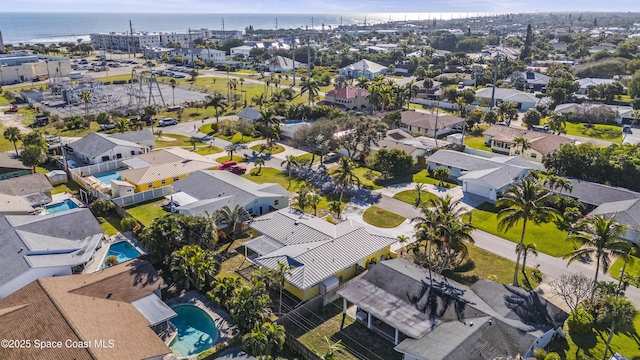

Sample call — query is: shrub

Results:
[120,217,138,232]
[567,308,594,334]
[533,348,547,360]
[544,352,561,360]
[104,255,119,267]
[91,198,114,217]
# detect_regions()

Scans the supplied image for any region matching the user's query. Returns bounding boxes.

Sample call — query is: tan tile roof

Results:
[120,159,218,185]
[0,260,171,360]
[401,111,464,130]
[483,125,574,155]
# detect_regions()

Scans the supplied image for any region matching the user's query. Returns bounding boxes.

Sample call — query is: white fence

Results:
[69,159,124,178]
[464,147,503,159]
[111,186,174,207]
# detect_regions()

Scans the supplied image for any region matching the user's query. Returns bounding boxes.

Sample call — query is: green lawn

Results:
[194,145,223,155]
[412,170,457,187]
[610,255,640,281]
[446,244,540,290]
[328,167,385,190]
[295,153,316,165]
[215,155,245,163]
[538,119,623,143]
[98,216,124,236]
[155,134,197,148]
[216,132,262,144]
[125,199,168,227]
[362,206,406,228]
[393,189,438,207]
[249,143,285,155]
[464,133,493,152]
[549,314,640,359]
[51,179,82,195]
[469,203,574,257]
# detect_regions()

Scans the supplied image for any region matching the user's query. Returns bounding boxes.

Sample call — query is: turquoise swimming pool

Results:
[169,305,218,357]
[100,241,142,269]
[45,199,79,214]
[93,170,122,186]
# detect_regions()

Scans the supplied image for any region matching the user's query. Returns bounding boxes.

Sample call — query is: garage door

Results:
[464,181,491,199]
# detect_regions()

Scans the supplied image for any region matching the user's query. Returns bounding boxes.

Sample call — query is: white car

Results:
[158,118,178,126]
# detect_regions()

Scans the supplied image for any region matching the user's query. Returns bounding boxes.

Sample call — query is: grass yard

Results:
[125,199,168,227]
[249,143,285,155]
[216,131,262,144]
[464,133,493,152]
[537,119,623,143]
[447,244,540,290]
[291,300,402,360]
[214,235,252,285]
[194,145,223,155]
[548,315,640,360]
[469,203,574,257]
[295,153,316,165]
[412,169,457,187]
[98,216,124,236]
[393,189,438,207]
[362,206,406,228]
[155,134,197,148]
[215,155,245,163]
[610,255,640,281]
[51,179,82,195]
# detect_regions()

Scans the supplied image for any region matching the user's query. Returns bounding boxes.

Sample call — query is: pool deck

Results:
[83,232,145,273]
[164,291,238,360]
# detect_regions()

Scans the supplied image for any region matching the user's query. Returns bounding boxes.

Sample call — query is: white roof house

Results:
[475,88,539,111]
[245,207,397,300]
[576,78,618,94]
[69,130,155,165]
[339,59,387,79]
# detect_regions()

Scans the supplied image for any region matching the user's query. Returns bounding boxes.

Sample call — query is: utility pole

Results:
[275,18,278,32]
[490,52,501,108]
[188,28,194,68]
[312,17,314,29]
[291,39,296,86]
[129,20,134,58]
[307,35,311,81]
[221,18,225,32]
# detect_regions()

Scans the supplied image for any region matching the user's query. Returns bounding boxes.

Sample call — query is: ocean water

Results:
[0,12,473,45]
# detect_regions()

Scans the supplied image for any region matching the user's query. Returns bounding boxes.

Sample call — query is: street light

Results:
[490,51,503,109]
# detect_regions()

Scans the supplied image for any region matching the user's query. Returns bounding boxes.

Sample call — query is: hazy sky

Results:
[3,0,639,13]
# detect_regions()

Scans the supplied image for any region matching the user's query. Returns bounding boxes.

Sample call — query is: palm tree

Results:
[208,277,242,311]
[293,183,312,212]
[244,322,286,359]
[115,118,131,133]
[512,136,530,156]
[516,243,538,276]
[215,205,252,239]
[169,245,216,291]
[547,112,567,135]
[308,193,321,216]
[280,155,301,177]
[414,183,426,207]
[329,201,342,219]
[274,261,295,315]
[205,91,227,123]
[188,138,198,151]
[254,157,265,174]
[80,90,92,117]
[600,295,638,360]
[333,156,359,204]
[300,77,320,106]
[397,234,409,255]
[497,178,559,287]
[321,337,345,360]
[356,76,371,90]
[544,174,573,194]
[169,78,177,106]
[564,215,633,284]
[3,127,22,156]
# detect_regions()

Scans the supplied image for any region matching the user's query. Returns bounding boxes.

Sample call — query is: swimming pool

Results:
[93,170,122,186]
[100,241,142,269]
[45,199,79,214]
[169,305,218,357]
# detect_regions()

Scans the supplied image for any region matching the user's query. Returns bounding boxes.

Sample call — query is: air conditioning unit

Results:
[320,276,339,295]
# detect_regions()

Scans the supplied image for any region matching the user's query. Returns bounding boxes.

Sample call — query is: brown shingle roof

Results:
[401,111,464,131]
[0,260,171,360]
[483,125,574,155]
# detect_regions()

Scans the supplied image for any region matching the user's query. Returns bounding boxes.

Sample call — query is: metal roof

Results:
[131,294,177,326]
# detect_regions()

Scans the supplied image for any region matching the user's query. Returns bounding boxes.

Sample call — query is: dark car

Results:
[218,161,237,170]
[623,125,632,134]
[228,165,247,175]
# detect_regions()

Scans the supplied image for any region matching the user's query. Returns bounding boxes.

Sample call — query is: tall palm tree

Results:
[397,234,409,255]
[80,90,92,117]
[512,136,531,156]
[254,157,265,174]
[300,77,320,106]
[414,184,426,206]
[215,205,251,239]
[208,277,242,311]
[274,261,295,315]
[497,178,559,287]
[3,127,22,156]
[600,295,638,360]
[547,112,567,135]
[205,91,227,123]
[308,193,321,216]
[544,174,573,194]
[169,245,216,291]
[244,322,286,359]
[516,243,538,276]
[564,215,633,284]
[355,76,371,90]
[169,78,177,106]
[333,156,359,204]
[280,155,301,177]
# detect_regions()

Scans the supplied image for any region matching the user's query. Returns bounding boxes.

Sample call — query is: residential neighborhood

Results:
[2,9,640,360]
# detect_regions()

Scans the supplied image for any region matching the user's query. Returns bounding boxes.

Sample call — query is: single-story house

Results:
[439,73,474,86]
[554,103,635,124]
[576,78,618,95]
[0,208,104,299]
[230,45,253,58]
[400,110,465,137]
[169,47,226,64]
[237,106,263,122]
[475,87,539,111]
[0,174,53,215]
[372,129,453,165]
[244,207,397,301]
[517,69,550,92]
[118,147,218,192]
[339,59,387,79]
[319,86,371,110]
[338,258,567,358]
[483,125,574,162]
[69,130,154,165]
[169,170,290,217]
[0,152,31,180]
[0,259,174,359]
[264,55,306,73]
[427,149,542,202]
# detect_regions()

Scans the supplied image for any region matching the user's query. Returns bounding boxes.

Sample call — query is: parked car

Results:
[8,105,18,112]
[218,161,237,170]
[100,123,116,131]
[323,152,340,163]
[623,125,632,134]
[228,165,247,175]
[173,74,186,79]
[158,118,178,126]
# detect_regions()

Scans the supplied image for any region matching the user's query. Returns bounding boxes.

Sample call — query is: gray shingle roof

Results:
[0,208,103,288]
[458,166,526,190]
[0,152,29,173]
[565,178,640,207]
[249,208,396,289]
[0,173,53,197]
[237,107,262,121]
[110,129,156,146]
[591,199,640,228]
[476,87,538,103]
[428,149,538,173]
[70,133,148,160]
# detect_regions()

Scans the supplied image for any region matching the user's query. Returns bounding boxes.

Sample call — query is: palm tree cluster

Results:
[411,196,475,275]
[357,75,419,111]
[170,244,217,291]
